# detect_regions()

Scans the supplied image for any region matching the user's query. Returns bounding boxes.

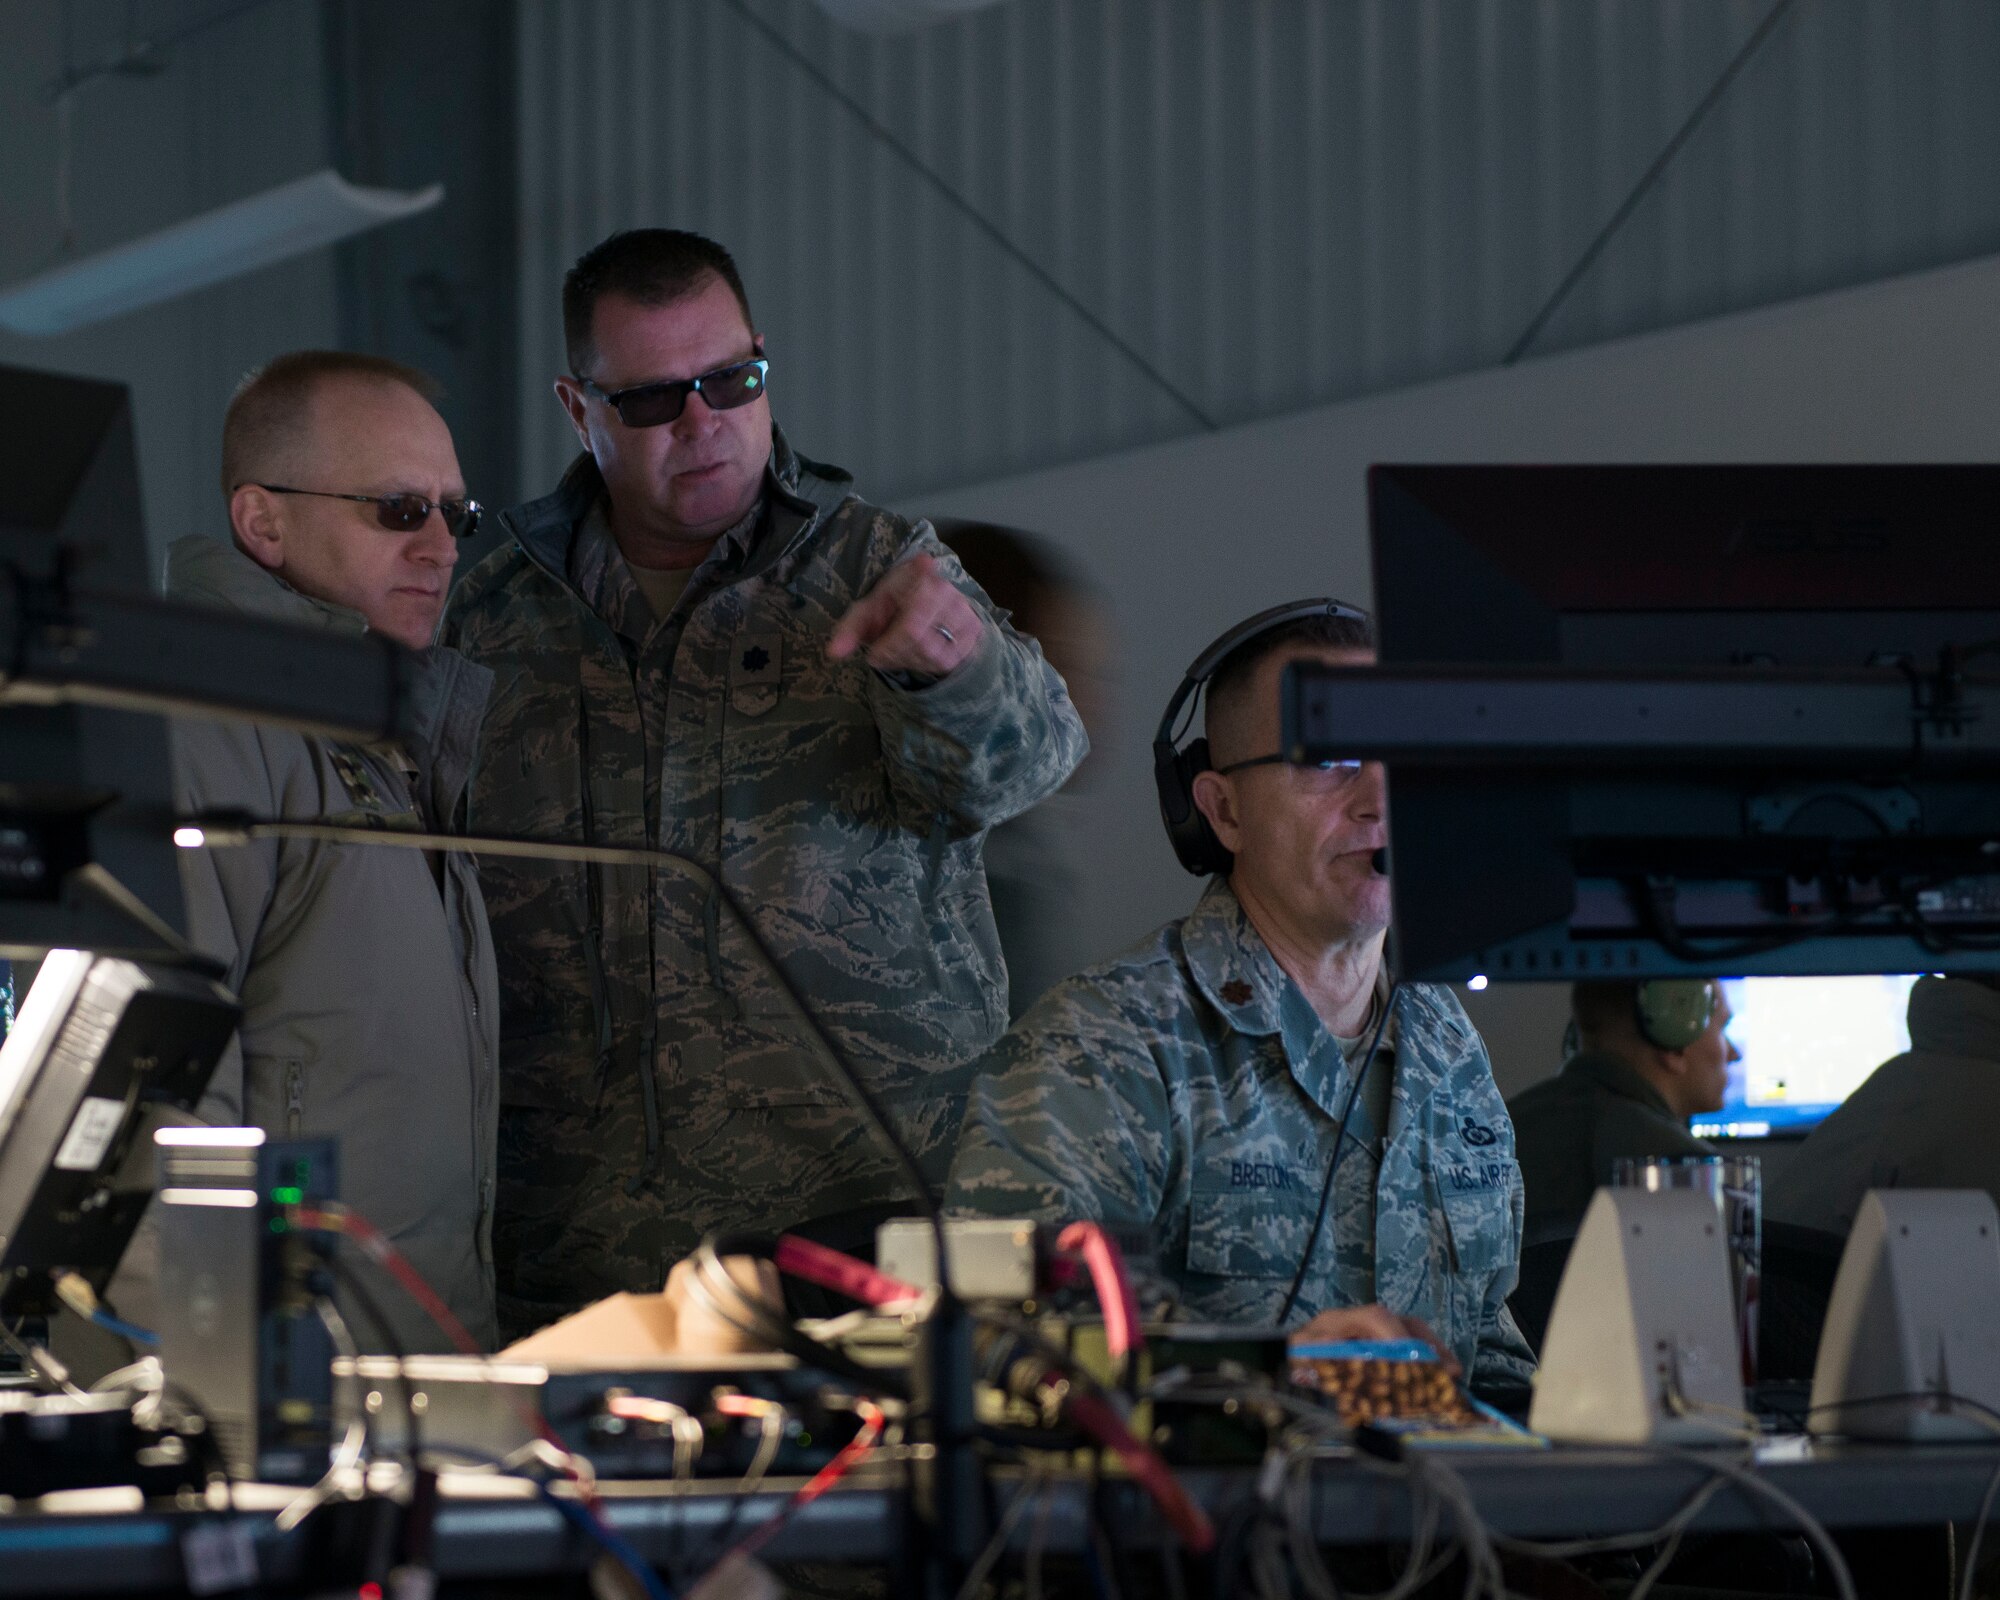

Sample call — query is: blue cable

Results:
[534,1480,677,1600]
[91,1311,159,1348]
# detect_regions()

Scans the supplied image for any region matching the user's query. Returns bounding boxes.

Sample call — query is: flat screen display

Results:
[1691,974,1920,1139]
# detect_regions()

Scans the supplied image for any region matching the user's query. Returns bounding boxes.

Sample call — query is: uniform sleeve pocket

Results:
[1433,1157,1519,1275]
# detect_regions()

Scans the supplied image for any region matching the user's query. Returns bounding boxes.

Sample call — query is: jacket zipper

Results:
[453,873,493,1250]
[285,1062,306,1138]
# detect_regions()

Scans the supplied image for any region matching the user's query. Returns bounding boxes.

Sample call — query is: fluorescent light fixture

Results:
[0,169,443,336]
[157,1187,260,1208]
[154,1126,266,1149]
[1467,974,1489,992]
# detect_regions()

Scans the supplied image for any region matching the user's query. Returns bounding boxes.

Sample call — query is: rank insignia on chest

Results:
[730,633,783,716]
[329,745,387,811]
[1220,979,1254,1006]
[326,744,420,830]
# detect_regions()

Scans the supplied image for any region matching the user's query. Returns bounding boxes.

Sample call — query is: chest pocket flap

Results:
[1185,1174,1319,1281]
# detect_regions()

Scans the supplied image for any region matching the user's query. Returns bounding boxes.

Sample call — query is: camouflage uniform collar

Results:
[1558,1048,1679,1119]
[568,495,763,646]
[1181,878,1475,1118]
[1182,876,1295,1039]
[500,425,854,602]
[746,427,857,584]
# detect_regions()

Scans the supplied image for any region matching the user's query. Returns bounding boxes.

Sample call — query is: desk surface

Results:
[2,1438,1995,1592]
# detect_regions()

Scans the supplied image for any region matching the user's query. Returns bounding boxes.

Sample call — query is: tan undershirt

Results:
[627,560,695,621]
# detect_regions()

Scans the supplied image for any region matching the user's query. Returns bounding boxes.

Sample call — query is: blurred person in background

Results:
[1770,975,2000,1236]
[936,519,1112,1020]
[1507,980,1729,1243]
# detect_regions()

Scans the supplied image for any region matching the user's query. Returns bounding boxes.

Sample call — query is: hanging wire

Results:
[44,0,279,100]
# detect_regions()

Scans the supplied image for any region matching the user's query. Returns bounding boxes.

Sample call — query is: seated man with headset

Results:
[1506,979,1733,1245]
[945,600,1535,1396]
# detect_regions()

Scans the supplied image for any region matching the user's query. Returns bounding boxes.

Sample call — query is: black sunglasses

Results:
[251,484,482,540]
[577,357,769,428]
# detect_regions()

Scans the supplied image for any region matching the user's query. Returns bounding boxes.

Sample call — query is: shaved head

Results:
[221,350,442,497]
[1204,610,1375,769]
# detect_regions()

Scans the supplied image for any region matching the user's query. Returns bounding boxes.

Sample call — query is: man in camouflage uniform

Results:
[947,609,1535,1394]
[442,230,1085,1336]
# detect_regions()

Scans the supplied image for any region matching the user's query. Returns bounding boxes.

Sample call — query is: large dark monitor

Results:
[1302,465,2000,981]
[0,364,148,592]
[0,364,186,958]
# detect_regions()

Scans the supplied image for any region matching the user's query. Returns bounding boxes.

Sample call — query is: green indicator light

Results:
[271,1186,303,1205]
[268,1218,288,1234]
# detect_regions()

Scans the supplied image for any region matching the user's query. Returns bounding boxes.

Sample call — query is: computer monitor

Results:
[1690,973,1920,1140]
[0,950,238,1316]
[0,363,148,593]
[1311,464,2000,981]
[0,363,189,959]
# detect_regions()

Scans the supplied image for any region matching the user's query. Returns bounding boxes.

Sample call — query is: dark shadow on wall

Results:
[323,0,519,579]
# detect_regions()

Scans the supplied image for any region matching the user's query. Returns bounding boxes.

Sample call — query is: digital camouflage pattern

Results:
[441,432,1086,1336]
[946,877,1536,1393]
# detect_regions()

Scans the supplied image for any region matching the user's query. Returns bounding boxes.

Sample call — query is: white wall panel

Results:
[519,0,2000,503]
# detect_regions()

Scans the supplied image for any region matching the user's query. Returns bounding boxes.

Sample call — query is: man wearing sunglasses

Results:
[119,351,502,1356]
[946,608,1535,1399]
[442,229,1086,1337]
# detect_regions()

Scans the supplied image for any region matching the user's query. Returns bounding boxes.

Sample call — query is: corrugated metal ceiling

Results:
[517,0,2000,502]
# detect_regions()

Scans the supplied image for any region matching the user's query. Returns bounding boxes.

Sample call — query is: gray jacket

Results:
[1770,977,2000,1237]
[128,536,501,1352]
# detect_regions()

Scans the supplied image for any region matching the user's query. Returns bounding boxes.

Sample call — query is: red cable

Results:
[289,1204,600,1508]
[769,1229,1208,1548]
[1055,1222,1141,1363]
[1064,1391,1215,1553]
[773,1233,923,1309]
[726,1399,886,1564]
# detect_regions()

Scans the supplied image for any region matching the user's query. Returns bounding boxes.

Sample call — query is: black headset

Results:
[1153,598,1374,876]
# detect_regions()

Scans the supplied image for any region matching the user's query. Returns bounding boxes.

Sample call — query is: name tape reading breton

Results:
[1230,1160,1302,1192]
